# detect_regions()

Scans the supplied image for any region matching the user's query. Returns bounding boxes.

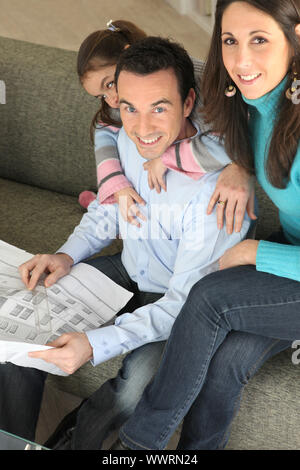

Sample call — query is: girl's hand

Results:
[219,240,259,270]
[207,163,257,234]
[114,187,146,227]
[143,158,167,193]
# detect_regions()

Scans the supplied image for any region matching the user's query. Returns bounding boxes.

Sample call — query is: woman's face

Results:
[82,64,119,108]
[221,1,293,99]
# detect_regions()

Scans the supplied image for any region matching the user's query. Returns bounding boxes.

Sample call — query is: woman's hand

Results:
[143,157,167,193]
[114,187,146,227]
[219,240,259,270]
[207,163,257,234]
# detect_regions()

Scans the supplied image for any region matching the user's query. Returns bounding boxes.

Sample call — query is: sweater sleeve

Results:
[161,57,232,178]
[256,147,300,281]
[161,134,232,180]
[256,241,300,282]
[94,124,133,204]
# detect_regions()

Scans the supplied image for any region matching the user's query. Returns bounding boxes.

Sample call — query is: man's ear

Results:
[183,88,196,118]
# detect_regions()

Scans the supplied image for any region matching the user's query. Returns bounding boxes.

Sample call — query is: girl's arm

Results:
[94,125,146,224]
[146,136,257,234]
[94,124,133,204]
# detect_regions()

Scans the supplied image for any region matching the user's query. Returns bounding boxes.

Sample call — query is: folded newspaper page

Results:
[0,241,133,375]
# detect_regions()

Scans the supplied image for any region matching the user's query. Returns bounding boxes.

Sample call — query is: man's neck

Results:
[177,117,197,141]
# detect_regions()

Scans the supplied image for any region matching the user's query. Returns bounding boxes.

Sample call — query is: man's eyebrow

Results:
[119,99,133,106]
[221,30,272,36]
[151,99,173,107]
[119,99,173,107]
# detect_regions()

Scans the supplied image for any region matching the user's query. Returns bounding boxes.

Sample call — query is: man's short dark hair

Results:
[115,36,196,104]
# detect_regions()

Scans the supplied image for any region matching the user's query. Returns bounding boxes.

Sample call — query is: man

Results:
[2,37,250,449]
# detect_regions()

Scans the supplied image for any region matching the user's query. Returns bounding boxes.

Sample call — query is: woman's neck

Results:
[241,76,288,116]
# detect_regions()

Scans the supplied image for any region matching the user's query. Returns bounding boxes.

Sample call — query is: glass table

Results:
[0,429,48,450]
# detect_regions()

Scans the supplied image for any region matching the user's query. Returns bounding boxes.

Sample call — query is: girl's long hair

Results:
[201,0,300,188]
[77,20,147,141]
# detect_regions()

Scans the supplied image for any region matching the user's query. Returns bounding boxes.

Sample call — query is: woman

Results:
[115,0,300,450]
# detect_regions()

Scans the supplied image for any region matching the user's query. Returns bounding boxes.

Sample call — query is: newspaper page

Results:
[0,241,133,375]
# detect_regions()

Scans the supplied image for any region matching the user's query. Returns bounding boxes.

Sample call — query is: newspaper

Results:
[0,241,133,375]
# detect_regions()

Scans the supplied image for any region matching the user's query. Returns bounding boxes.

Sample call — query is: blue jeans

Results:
[0,253,164,446]
[66,254,165,450]
[0,364,47,441]
[120,254,298,448]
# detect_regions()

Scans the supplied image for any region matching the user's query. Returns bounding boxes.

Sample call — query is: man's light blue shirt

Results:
[59,127,250,365]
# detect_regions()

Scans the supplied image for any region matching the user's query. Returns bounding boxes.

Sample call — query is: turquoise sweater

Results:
[243,77,300,281]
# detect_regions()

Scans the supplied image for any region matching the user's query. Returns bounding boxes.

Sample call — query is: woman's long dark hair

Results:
[201,0,300,188]
[77,20,147,141]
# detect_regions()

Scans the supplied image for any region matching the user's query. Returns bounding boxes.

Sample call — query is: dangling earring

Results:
[225,82,237,98]
[286,62,298,100]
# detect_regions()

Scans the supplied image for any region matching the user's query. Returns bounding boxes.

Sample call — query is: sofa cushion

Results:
[0,37,99,196]
[253,182,279,241]
[0,176,122,256]
[227,347,300,450]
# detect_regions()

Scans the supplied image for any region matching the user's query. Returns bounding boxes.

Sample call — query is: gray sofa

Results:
[0,36,299,450]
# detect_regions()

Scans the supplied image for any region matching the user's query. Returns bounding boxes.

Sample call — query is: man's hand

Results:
[114,187,146,227]
[28,332,93,375]
[143,157,167,193]
[18,253,74,290]
[207,163,257,234]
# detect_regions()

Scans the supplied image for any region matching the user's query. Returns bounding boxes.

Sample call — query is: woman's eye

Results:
[106,81,114,89]
[252,37,267,44]
[126,106,136,113]
[223,38,236,46]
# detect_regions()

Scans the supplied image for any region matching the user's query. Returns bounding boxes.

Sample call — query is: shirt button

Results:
[140,270,145,275]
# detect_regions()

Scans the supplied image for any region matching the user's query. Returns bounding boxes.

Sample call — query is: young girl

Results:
[77,20,255,232]
[113,0,300,450]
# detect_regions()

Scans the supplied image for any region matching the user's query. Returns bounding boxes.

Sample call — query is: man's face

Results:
[117,68,195,159]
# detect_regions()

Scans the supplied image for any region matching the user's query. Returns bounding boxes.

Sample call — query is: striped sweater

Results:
[95,59,231,204]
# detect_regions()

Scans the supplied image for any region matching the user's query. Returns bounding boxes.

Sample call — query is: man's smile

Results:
[136,135,163,146]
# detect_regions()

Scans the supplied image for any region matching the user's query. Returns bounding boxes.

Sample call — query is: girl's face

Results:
[221,1,294,99]
[82,64,119,108]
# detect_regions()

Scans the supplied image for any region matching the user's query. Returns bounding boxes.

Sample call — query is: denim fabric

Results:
[0,364,46,441]
[70,254,165,449]
[120,233,297,450]
[71,340,165,449]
